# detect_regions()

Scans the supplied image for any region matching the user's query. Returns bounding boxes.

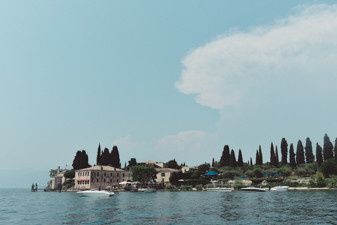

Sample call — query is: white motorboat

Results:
[270,186,289,192]
[77,190,115,197]
[138,188,156,193]
[240,187,267,192]
[206,187,233,192]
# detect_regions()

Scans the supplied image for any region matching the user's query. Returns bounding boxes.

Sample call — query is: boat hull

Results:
[240,187,267,192]
[77,190,115,197]
[206,187,233,192]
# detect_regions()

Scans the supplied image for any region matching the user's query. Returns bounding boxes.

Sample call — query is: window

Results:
[161,173,165,177]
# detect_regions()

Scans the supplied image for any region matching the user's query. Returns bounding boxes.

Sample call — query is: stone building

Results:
[74,165,132,190]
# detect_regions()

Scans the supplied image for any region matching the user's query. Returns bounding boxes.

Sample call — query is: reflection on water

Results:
[1,189,337,224]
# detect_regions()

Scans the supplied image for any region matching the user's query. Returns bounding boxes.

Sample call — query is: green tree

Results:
[237,149,243,167]
[101,148,110,166]
[131,165,157,184]
[64,170,75,179]
[305,137,314,163]
[49,169,58,178]
[275,146,279,166]
[289,144,296,168]
[230,149,237,167]
[96,143,102,165]
[270,143,275,166]
[72,150,90,170]
[316,143,323,166]
[323,134,334,161]
[296,140,305,165]
[281,138,288,165]
[111,146,121,168]
[321,159,337,177]
[220,145,230,167]
[334,138,337,162]
[166,159,180,169]
[128,158,137,168]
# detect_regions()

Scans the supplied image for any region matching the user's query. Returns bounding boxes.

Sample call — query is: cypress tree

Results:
[230,149,237,167]
[289,144,296,168]
[281,138,288,165]
[258,145,263,165]
[238,149,243,167]
[270,143,275,166]
[323,134,334,161]
[72,151,81,170]
[296,140,305,165]
[101,148,110,165]
[255,150,259,165]
[275,146,279,167]
[316,143,323,166]
[250,157,253,166]
[334,138,337,162]
[96,143,102,165]
[212,158,215,167]
[111,145,121,168]
[220,145,231,167]
[305,137,314,163]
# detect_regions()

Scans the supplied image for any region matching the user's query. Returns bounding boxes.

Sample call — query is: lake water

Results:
[1,189,337,224]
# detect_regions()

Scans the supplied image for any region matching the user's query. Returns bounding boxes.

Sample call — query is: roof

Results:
[77,165,126,172]
[155,167,180,173]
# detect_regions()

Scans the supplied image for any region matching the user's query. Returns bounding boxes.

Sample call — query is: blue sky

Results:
[1,0,337,187]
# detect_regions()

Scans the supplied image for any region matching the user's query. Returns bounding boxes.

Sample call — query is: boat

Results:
[138,187,156,193]
[270,186,289,192]
[206,187,233,192]
[240,187,267,192]
[77,190,115,197]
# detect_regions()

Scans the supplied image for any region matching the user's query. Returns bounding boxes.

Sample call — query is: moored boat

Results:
[138,188,156,193]
[240,187,267,192]
[206,187,233,192]
[270,186,289,192]
[77,190,115,197]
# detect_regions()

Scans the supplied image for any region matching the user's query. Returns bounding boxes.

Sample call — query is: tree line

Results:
[71,144,121,170]
[218,134,337,168]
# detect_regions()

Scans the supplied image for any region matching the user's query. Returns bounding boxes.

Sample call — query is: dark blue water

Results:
[1,189,337,225]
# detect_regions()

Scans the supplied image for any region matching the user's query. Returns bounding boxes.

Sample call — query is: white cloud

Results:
[176,4,337,109]
[157,130,206,148]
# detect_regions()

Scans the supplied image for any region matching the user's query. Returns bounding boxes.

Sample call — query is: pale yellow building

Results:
[75,165,132,190]
[155,168,180,184]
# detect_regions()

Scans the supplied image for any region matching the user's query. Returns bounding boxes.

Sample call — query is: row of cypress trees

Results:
[219,134,337,168]
[71,144,122,170]
[219,145,244,167]
[96,144,121,168]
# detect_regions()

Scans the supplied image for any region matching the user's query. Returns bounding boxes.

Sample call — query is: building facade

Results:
[155,168,180,184]
[75,165,132,190]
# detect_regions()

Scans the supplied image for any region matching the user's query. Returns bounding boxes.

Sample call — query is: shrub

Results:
[309,172,327,187]
[320,159,337,177]
[278,166,292,177]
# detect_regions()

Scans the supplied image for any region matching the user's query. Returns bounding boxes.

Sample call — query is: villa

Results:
[75,165,132,190]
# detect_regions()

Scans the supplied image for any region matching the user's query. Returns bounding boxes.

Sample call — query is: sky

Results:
[1,0,337,187]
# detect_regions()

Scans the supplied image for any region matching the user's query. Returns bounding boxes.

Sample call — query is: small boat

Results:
[77,190,115,197]
[138,188,156,193]
[270,186,289,192]
[240,187,267,192]
[206,187,233,192]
